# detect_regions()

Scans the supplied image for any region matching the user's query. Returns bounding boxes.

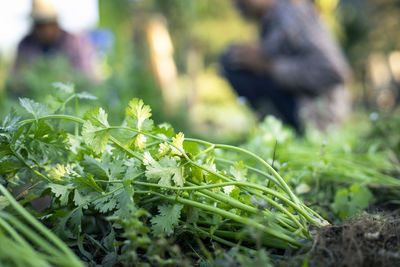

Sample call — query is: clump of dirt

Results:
[309,210,400,267]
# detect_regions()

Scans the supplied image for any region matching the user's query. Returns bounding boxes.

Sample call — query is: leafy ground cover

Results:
[0,84,327,266]
[1,84,400,266]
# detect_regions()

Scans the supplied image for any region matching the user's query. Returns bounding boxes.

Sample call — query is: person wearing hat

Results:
[12,0,97,95]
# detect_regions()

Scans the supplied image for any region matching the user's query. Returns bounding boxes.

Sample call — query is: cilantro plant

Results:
[0,85,326,265]
[242,116,400,222]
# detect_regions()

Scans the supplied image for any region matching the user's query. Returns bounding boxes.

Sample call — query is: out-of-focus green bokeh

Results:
[1,0,400,142]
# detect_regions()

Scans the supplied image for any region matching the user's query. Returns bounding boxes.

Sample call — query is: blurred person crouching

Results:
[221,0,352,131]
[11,0,98,97]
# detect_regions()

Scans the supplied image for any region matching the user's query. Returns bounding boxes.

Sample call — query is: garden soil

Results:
[308,210,400,267]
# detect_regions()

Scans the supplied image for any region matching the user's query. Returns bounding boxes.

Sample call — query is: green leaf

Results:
[52,82,75,94]
[333,184,375,219]
[154,123,175,139]
[93,193,118,213]
[349,183,374,211]
[126,98,152,131]
[157,142,170,158]
[19,98,49,119]
[0,109,20,132]
[171,132,184,156]
[70,207,83,236]
[74,174,103,193]
[76,92,97,100]
[144,152,184,187]
[83,154,124,180]
[49,183,74,206]
[134,134,147,150]
[190,166,203,184]
[28,120,69,161]
[82,108,110,154]
[73,189,91,208]
[183,141,199,156]
[151,204,183,236]
[230,161,247,182]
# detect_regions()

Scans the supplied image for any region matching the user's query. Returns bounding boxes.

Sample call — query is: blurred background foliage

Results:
[2,0,400,142]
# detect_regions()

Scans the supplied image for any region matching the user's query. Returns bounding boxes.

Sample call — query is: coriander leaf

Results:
[0,109,20,132]
[82,122,110,154]
[82,108,111,154]
[126,98,152,131]
[134,134,147,150]
[93,193,118,213]
[223,185,235,195]
[28,120,69,161]
[19,98,49,119]
[49,183,74,206]
[83,154,124,180]
[83,108,110,128]
[73,174,103,193]
[171,132,184,156]
[157,142,170,158]
[47,164,67,181]
[144,152,184,187]
[151,204,183,236]
[154,123,175,139]
[69,207,83,236]
[73,189,91,208]
[52,82,75,94]
[230,161,247,182]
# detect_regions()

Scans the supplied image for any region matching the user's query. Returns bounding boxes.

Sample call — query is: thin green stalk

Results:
[194,144,215,159]
[0,185,83,266]
[185,160,319,225]
[0,216,33,250]
[0,213,68,258]
[10,147,51,183]
[215,144,299,203]
[194,226,290,249]
[135,190,301,247]
[187,224,256,252]
[109,136,143,160]
[214,157,281,188]
[186,183,303,234]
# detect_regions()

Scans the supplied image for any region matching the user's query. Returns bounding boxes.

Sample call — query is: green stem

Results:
[215,143,298,203]
[194,144,215,159]
[19,115,143,160]
[185,182,303,233]
[135,190,301,247]
[187,224,255,252]
[214,157,281,188]
[0,213,65,258]
[0,185,83,265]
[109,136,143,160]
[10,147,51,183]
[0,215,33,250]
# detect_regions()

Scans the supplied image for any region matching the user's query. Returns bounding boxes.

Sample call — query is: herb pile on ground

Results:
[0,85,325,266]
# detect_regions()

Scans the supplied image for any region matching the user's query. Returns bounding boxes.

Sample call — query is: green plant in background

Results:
[333,183,375,220]
[241,116,400,221]
[0,85,326,265]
